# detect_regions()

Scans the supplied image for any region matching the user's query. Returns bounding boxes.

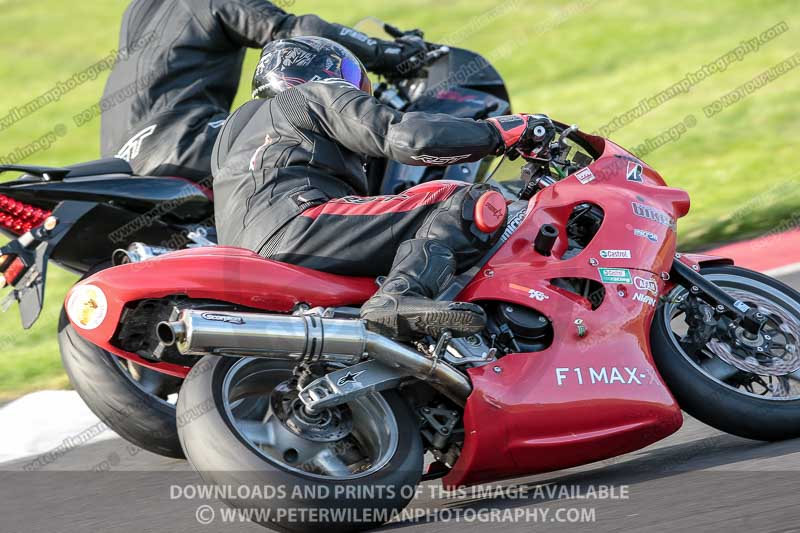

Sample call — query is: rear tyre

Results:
[177,356,423,532]
[652,265,800,441]
[58,265,184,458]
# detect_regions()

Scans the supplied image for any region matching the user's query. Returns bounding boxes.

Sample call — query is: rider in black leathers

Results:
[100,0,426,181]
[213,37,554,340]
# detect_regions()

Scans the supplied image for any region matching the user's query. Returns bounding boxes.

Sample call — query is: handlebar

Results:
[402,45,451,72]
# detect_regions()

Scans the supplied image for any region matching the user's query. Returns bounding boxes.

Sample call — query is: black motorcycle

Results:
[0,157,214,457]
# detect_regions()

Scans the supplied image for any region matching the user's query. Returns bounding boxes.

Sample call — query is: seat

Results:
[0,157,134,181]
[62,157,134,178]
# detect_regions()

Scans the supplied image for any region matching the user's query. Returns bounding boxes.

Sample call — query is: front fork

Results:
[670,258,765,335]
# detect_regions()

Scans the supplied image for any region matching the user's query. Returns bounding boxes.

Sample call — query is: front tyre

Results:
[177,356,423,533]
[652,265,800,441]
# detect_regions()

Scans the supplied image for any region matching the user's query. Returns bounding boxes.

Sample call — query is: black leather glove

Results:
[371,34,428,78]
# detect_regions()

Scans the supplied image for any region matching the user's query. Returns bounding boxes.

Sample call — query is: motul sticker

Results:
[599,249,631,259]
[575,168,596,184]
[598,268,632,284]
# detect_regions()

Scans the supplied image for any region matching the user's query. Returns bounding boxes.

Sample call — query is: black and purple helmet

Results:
[251,36,372,99]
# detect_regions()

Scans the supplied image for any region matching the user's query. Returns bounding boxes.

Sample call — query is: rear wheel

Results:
[58,265,184,458]
[652,266,800,441]
[177,356,423,532]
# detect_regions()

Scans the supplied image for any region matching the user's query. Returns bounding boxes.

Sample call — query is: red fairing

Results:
[65,247,376,377]
[443,137,692,487]
[65,130,736,488]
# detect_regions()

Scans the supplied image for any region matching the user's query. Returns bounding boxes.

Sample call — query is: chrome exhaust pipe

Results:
[157,309,472,405]
[113,242,174,265]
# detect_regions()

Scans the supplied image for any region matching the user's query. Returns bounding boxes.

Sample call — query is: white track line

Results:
[0,391,118,464]
[764,262,800,278]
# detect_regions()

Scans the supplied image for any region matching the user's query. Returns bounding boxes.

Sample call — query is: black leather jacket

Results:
[100,0,405,180]
[212,79,503,250]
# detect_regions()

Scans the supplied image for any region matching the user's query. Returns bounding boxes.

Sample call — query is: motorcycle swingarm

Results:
[0,201,95,328]
[297,359,409,411]
[671,258,764,334]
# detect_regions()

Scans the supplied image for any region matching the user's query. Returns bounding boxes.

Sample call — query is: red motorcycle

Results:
[65,122,800,532]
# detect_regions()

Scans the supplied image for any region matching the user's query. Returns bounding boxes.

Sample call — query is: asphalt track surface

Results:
[2,271,800,533]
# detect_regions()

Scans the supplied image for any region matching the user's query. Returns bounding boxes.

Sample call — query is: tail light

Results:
[1,256,26,286]
[0,193,51,235]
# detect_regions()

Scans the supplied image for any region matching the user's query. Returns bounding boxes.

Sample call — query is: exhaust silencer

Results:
[157,309,472,405]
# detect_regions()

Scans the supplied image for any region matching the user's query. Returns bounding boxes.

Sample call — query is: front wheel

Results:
[652,265,800,441]
[177,356,423,532]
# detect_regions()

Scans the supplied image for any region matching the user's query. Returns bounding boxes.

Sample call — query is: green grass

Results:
[1,0,799,397]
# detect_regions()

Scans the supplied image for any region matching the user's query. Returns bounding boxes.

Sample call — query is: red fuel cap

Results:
[474,191,508,233]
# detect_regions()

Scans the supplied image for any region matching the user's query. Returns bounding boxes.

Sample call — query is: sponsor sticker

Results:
[510,283,549,301]
[632,292,657,307]
[500,207,527,243]
[556,366,648,386]
[598,268,632,284]
[66,284,108,330]
[631,202,675,229]
[633,228,658,242]
[201,312,245,325]
[634,276,659,294]
[599,249,631,259]
[575,167,596,184]
[626,161,644,183]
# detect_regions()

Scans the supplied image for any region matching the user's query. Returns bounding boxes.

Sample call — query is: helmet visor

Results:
[341,56,372,94]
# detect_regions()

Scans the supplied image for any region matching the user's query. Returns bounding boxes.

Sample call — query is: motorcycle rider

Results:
[100,0,427,181]
[213,36,554,340]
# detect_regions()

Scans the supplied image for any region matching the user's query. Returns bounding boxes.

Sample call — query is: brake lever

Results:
[384,23,424,39]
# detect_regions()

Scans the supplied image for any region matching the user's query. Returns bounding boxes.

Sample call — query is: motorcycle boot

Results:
[360,239,487,341]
